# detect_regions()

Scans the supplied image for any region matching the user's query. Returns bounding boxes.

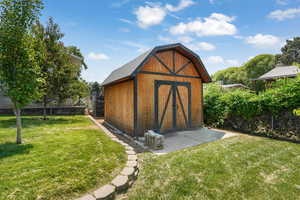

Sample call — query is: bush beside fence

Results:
[204,76,300,141]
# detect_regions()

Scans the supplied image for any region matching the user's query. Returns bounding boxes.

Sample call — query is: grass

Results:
[128,135,300,200]
[0,115,126,200]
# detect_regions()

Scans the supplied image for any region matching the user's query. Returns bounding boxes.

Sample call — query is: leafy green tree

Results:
[212,67,248,85]
[0,0,43,144]
[243,54,275,91]
[32,18,87,119]
[243,54,275,79]
[90,82,102,96]
[213,54,275,92]
[69,79,90,105]
[276,37,300,65]
[67,46,87,70]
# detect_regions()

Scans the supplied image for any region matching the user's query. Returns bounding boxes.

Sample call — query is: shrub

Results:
[221,90,261,120]
[204,75,300,126]
[203,84,227,126]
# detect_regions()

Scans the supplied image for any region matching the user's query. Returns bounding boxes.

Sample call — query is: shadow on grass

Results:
[0,117,84,129]
[0,142,33,159]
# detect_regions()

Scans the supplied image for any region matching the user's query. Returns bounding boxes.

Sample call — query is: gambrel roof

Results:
[101,43,211,86]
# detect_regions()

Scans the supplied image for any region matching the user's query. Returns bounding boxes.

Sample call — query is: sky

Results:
[41,0,300,83]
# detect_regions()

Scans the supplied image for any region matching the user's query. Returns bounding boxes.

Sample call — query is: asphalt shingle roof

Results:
[255,66,300,81]
[101,43,211,86]
[101,48,153,86]
[221,84,248,88]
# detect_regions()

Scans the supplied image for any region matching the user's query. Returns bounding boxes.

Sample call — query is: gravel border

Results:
[75,116,139,200]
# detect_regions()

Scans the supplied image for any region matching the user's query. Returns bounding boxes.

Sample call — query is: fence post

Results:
[271,115,274,130]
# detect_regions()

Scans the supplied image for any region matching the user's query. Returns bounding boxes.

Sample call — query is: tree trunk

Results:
[43,95,47,120]
[14,106,22,144]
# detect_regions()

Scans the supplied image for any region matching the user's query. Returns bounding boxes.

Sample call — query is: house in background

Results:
[0,54,85,115]
[0,92,11,108]
[253,65,300,82]
[101,43,211,137]
[221,83,249,90]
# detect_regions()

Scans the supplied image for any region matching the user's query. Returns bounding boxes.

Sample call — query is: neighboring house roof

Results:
[101,43,212,86]
[221,84,248,89]
[254,66,300,81]
[0,92,12,108]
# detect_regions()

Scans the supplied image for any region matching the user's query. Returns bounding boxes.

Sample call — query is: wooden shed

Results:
[101,43,211,137]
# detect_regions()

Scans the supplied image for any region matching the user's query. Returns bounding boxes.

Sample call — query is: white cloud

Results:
[119,18,134,24]
[134,1,194,29]
[187,42,216,51]
[207,56,224,64]
[226,59,239,66]
[206,56,239,66]
[246,34,281,48]
[158,35,174,43]
[134,5,167,28]
[123,41,149,53]
[209,0,215,4]
[268,8,300,21]
[88,52,109,60]
[178,36,194,43]
[276,0,289,5]
[169,13,237,36]
[166,0,195,12]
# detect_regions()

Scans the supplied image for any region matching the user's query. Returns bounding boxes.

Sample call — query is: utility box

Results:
[144,130,164,150]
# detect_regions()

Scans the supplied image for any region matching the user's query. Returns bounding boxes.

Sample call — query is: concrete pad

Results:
[152,127,238,155]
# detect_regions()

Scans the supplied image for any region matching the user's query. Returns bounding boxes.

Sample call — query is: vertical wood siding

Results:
[104,80,134,134]
[136,50,203,136]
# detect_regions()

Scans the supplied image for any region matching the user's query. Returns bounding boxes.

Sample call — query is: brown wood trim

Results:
[175,61,192,74]
[153,54,174,74]
[139,70,201,79]
[159,87,172,129]
[176,87,189,127]
[133,77,138,137]
[172,50,175,72]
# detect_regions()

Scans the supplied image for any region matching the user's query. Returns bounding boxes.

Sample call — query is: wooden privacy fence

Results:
[0,106,86,116]
[93,95,104,117]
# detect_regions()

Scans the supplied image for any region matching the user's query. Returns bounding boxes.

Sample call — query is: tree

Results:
[276,37,300,65]
[243,54,275,79]
[90,82,102,96]
[67,46,87,70]
[212,54,275,92]
[0,0,43,144]
[212,67,248,85]
[32,18,87,119]
[69,79,90,105]
[243,54,275,91]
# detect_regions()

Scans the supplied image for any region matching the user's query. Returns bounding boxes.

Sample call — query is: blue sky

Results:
[41,0,300,83]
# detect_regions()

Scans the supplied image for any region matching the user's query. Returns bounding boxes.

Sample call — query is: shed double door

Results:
[154,80,191,133]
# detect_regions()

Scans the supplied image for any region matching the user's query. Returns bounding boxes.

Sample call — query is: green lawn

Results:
[128,135,300,200]
[0,116,126,200]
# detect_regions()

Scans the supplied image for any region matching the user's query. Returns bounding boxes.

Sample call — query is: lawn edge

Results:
[75,116,139,200]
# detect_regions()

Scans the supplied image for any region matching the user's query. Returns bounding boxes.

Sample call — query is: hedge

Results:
[204,75,300,127]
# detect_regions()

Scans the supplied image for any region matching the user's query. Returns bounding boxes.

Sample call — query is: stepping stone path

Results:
[94,185,115,200]
[75,116,140,200]
[111,175,129,192]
